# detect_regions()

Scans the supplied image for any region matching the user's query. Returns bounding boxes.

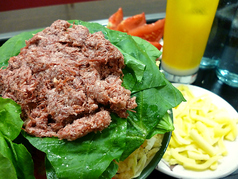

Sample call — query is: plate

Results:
[156,83,238,179]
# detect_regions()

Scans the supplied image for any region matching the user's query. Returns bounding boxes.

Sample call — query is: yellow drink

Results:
[162,0,219,76]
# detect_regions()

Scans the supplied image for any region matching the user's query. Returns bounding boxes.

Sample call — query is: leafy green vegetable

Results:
[112,34,165,92]
[0,20,185,179]
[131,36,161,61]
[0,98,23,140]
[0,98,35,179]
[147,111,174,139]
[24,114,126,179]
[0,152,17,179]
[45,158,58,179]
[119,49,145,82]
[98,159,119,179]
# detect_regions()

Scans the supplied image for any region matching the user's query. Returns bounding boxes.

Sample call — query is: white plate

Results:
[156,83,238,179]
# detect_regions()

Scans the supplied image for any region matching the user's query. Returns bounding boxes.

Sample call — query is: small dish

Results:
[157,83,238,179]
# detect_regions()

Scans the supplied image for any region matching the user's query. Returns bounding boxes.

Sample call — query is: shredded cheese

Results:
[163,85,238,171]
[114,134,164,179]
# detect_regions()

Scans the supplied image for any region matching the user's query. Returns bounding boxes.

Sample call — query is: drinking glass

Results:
[216,4,238,87]
[200,0,238,69]
[160,0,219,83]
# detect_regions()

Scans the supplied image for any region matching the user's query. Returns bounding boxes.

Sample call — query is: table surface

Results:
[148,67,238,179]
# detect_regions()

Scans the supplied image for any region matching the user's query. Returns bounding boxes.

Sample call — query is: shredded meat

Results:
[0,20,137,141]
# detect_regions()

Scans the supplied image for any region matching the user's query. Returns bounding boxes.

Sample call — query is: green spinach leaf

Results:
[0,98,23,140]
[24,114,127,178]
[0,152,17,179]
[0,98,34,179]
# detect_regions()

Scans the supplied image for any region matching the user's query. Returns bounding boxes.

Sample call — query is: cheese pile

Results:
[163,85,238,171]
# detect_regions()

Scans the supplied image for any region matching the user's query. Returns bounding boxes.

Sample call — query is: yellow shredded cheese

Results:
[163,85,238,171]
[114,134,164,179]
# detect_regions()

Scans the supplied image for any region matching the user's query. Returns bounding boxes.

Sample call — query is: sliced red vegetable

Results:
[128,19,165,42]
[107,7,123,30]
[107,8,164,50]
[116,12,146,33]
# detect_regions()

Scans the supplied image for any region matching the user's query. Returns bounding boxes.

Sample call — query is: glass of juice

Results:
[161,0,219,83]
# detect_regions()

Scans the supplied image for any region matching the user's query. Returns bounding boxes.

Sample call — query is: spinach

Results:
[0,20,185,178]
[0,98,35,179]
[23,113,127,179]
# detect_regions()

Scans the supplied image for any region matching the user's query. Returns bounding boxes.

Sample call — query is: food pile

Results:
[163,85,238,171]
[0,20,137,141]
[0,20,184,179]
[107,8,165,50]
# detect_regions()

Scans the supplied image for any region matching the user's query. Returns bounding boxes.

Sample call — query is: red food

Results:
[107,7,123,30]
[128,19,165,42]
[107,8,164,50]
[116,12,146,33]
